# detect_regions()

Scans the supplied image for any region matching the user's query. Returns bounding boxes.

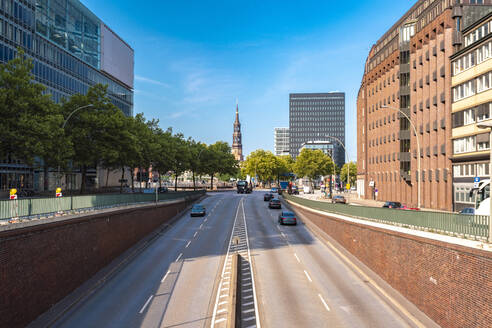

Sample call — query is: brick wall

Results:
[293,204,492,328]
[0,197,198,328]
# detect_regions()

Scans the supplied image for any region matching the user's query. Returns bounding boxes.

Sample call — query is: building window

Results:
[453,136,476,154]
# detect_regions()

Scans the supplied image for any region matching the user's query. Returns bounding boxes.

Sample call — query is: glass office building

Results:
[289,92,346,168]
[0,0,134,191]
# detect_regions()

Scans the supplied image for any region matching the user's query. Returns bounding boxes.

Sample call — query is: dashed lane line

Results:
[161,270,170,283]
[318,294,331,312]
[304,270,313,283]
[175,253,182,262]
[139,295,153,314]
[185,241,191,248]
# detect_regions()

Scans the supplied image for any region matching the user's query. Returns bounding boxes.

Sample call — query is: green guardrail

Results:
[0,190,206,221]
[284,194,489,240]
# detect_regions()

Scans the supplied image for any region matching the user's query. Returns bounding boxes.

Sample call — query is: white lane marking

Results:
[243,309,255,313]
[204,218,208,222]
[139,295,153,314]
[304,270,312,282]
[243,301,254,306]
[185,241,191,248]
[175,253,182,262]
[211,197,243,327]
[217,309,227,314]
[193,231,198,238]
[200,223,204,229]
[218,301,228,305]
[281,232,286,239]
[242,295,253,299]
[243,288,253,292]
[243,316,256,321]
[161,270,170,283]
[318,294,331,312]
[294,253,301,263]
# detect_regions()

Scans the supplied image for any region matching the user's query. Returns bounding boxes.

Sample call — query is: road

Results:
[48,191,436,328]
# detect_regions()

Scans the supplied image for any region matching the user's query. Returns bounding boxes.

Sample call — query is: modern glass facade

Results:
[0,0,134,191]
[289,92,346,168]
[274,127,289,156]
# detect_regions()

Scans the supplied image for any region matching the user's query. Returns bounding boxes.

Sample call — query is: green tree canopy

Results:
[293,148,334,182]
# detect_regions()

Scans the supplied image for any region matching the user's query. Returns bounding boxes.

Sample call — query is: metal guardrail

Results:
[284,194,490,240]
[0,190,206,222]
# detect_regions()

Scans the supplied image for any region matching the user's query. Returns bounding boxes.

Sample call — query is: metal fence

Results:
[0,190,206,222]
[284,194,489,240]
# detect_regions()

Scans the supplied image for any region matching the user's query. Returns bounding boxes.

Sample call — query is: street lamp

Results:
[57,104,94,189]
[476,121,492,243]
[322,135,351,193]
[382,105,421,209]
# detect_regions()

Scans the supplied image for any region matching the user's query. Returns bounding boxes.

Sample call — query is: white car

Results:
[303,186,312,194]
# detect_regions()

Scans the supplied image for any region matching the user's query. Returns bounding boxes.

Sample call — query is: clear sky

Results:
[83,0,415,161]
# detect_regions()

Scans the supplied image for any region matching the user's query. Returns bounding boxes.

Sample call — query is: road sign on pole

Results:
[474,177,480,189]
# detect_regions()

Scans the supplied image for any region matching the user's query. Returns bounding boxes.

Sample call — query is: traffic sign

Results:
[369,181,375,187]
[346,183,351,190]
[474,177,480,189]
[10,194,17,200]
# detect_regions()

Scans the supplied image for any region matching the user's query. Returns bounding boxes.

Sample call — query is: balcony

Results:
[399,152,411,162]
[400,63,410,74]
[400,170,411,182]
[400,85,410,95]
[453,30,463,46]
[399,108,410,119]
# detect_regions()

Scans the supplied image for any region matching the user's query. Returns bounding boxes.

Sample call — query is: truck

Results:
[237,180,252,194]
[279,181,289,191]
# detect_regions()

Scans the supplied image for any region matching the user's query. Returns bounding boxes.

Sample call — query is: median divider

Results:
[227,253,239,328]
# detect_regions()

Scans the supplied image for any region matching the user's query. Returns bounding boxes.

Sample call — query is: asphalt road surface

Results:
[47,191,437,328]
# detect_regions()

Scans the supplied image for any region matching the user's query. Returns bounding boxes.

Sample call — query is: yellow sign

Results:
[56,187,62,193]
[346,184,351,190]
[10,188,17,195]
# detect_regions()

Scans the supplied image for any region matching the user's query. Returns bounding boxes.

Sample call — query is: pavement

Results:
[33,191,438,328]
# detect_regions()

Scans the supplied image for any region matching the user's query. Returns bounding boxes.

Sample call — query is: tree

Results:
[202,141,237,190]
[293,148,334,187]
[242,150,283,186]
[170,133,191,191]
[152,127,176,189]
[0,50,67,190]
[188,139,207,190]
[61,84,120,193]
[340,162,357,187]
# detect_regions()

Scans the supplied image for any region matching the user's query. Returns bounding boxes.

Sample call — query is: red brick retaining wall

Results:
[0,198,196,328]
[293,205,492,328]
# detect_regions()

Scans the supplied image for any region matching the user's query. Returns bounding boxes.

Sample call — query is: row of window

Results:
[453,71,492,102]
[453,40,492,75]
[452,102,492,128]
[453,163,490,178]
[454,186,476,205]
[370,168,449,183]
[0,0,34,29]
[464,15,491,47]
[290,101,344,106]
[453,135,490,154]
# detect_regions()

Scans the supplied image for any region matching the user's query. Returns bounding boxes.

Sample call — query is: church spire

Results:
[232,101,244,161]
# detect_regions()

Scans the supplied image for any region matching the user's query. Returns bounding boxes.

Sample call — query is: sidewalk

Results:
[293,190,452,213]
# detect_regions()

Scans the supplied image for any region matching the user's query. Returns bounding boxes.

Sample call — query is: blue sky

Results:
[84,0,415,161]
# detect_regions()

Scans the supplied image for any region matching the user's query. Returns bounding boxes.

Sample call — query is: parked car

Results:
[271,187,278,194]
[399,205,421,211]
[382,201,402,209]
[278,211,297,225]
[190,204,206,217]
[459,207,476,215]
[268,198,282,209]
[158,186,168,193]
[264,193,273,201]
[290,186,299,195]
[332,195,347,204]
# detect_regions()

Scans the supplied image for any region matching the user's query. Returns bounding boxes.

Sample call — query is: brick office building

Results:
[357,0,492,211]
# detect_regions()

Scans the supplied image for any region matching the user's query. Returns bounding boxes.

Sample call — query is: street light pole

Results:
[476,122,492,243]
[57,104,94,189]
[382,105,421,209]
[323,135,351,192]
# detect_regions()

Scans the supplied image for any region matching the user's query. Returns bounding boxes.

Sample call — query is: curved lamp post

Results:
[323,135,351,192]
[382,105,421,209]
[57,104,94,188]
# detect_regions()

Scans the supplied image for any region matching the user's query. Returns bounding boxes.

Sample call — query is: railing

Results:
[284,194,489,240]
[0,190,206,222]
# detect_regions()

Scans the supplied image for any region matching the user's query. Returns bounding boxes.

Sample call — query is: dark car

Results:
[382,201,402,209]
[332,195,347,204]
[191,204,206,217]
[264,193,273,201]
[278,211,297,225]
[158,186,168,193]
[268,198,282,209]
[459,207,476,215]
